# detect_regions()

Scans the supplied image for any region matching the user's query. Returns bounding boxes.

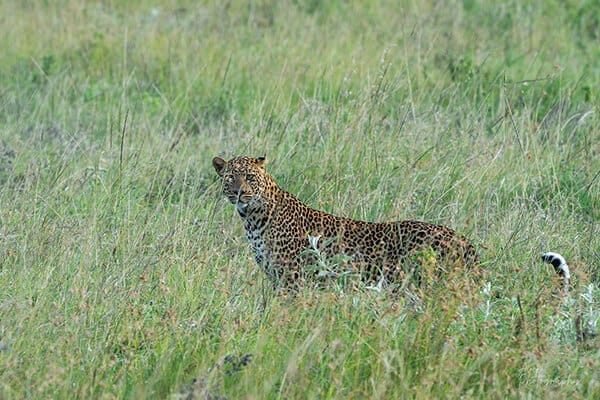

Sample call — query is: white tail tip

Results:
[541,252,570,280]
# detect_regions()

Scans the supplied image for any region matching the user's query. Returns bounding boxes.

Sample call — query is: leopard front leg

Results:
[260,235,312,290]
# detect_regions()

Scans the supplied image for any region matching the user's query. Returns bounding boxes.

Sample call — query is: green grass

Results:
[0,0,599,398]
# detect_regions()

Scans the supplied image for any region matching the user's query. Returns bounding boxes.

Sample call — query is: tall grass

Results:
[0,0,598,398]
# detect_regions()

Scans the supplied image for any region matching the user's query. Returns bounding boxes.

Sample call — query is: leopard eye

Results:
[246,174,256,182]
[225,176,234,183]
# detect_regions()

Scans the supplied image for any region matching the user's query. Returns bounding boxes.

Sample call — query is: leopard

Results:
[212,155,479,289]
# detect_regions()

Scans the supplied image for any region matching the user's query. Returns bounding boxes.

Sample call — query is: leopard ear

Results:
[212,156,227,176]
[256,156,267,168]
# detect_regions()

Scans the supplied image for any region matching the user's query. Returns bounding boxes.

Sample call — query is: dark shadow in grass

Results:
[0,141,15,185]
[175,353,253,400]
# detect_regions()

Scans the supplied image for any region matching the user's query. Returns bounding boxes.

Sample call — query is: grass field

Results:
[0,0,599,398]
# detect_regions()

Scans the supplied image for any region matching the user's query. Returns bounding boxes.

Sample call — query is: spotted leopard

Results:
[213,156,479,288]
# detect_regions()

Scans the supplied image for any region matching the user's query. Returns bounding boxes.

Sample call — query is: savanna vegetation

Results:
[0,0,598,398]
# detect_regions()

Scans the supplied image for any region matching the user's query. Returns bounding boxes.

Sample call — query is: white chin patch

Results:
[236,202,249,215]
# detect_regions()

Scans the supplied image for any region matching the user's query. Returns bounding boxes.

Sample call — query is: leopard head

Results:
[212,156,275,217]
